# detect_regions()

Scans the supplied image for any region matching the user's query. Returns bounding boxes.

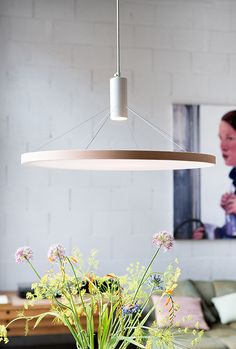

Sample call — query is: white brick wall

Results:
[35,0,75,20]
[53,21,94,44]
[0,0,33,18]
[134,26,172,49]
[11,18,53,42]
[192,52,228,74]
[1,0,236,290]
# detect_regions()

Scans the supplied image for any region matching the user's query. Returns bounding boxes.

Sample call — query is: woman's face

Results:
[219,120,236,166]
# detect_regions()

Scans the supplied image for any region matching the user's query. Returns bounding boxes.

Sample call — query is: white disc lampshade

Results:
[21,149,215,171]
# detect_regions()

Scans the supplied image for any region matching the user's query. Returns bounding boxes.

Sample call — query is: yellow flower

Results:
[0,325,9,344]
[70,257,78,264]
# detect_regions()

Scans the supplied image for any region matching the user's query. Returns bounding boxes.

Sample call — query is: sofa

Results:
[170,279,236,349]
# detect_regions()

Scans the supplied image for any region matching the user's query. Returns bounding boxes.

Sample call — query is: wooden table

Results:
[0,292,86,337]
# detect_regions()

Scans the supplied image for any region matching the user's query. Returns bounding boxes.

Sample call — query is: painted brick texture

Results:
[0,0,236,290]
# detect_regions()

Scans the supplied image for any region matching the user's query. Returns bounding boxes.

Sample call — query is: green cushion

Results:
[229,322,236,330]
[209,323,236,337]
[183,326,236,349]
[193,337,228,349]
[193,281,216,302]
[201,325,236,349]
[174,279,200,297]
[191,280,219,324]
[213,280,236,297]
[169,332,228,349]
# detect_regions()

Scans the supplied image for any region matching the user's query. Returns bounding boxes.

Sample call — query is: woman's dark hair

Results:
[222,110,236,131]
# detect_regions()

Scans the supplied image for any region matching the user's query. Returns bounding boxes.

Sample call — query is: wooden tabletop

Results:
[0,291,70,336]
[0,291,98,337]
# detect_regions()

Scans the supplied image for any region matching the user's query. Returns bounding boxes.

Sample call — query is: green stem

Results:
[66,257,97,349]
[26,258,41,280]
[66,257,89,319]
[132,247,161,302]
[67,291,89,349]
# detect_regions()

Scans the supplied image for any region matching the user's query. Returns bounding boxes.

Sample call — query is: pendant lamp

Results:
[21,0,215,171]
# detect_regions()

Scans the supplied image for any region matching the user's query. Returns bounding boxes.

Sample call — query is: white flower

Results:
[48,244,66,262]
[15,246,33,263]
[152,231,173,251]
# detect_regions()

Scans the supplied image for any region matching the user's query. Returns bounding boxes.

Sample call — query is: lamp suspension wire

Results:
[85,114,110,150]
[128,106,187,152]
[21,0,216,170]
[34,107,109,151]
[115,0,121,77]
[33,1,122,152]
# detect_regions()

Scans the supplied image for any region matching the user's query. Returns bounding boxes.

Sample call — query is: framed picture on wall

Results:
[173,104,236,240]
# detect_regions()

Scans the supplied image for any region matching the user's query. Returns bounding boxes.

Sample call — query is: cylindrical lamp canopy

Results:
[110,77,127,120]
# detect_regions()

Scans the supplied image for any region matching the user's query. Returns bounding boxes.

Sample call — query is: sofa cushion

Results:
[206,324,236,349]
[193,281,216,304]
[173,279,201,298]
[170,330,229,349]
[193,336,228,349]
[174,279,218,324]
[208,323,236,337]
[212,293,236,324]
[169,324,236,349]
[219,336,236,349]
[213,280,236,297]
[229,322,236,330]
[152,295,209,330]
[191,280,219,324]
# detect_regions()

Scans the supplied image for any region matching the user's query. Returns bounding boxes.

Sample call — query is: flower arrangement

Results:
[0,232,203,349]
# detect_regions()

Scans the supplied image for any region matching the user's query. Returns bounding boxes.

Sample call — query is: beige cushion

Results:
[212,293,236,324]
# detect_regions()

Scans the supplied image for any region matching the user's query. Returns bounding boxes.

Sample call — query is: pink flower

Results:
[48,244,66,263]
[152,231,173,251]
[15,247,33,263]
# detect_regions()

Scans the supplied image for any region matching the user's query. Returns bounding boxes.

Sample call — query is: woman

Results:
[193,110,236,239]
[219,111,236,214]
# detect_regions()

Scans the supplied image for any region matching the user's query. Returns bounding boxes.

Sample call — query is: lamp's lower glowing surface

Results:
[21,150,216,171]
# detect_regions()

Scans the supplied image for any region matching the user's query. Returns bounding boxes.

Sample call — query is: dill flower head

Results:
[48,244,66,263]
[152,231,173,251]
[0,325,9,344]
[15,246,33,263]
